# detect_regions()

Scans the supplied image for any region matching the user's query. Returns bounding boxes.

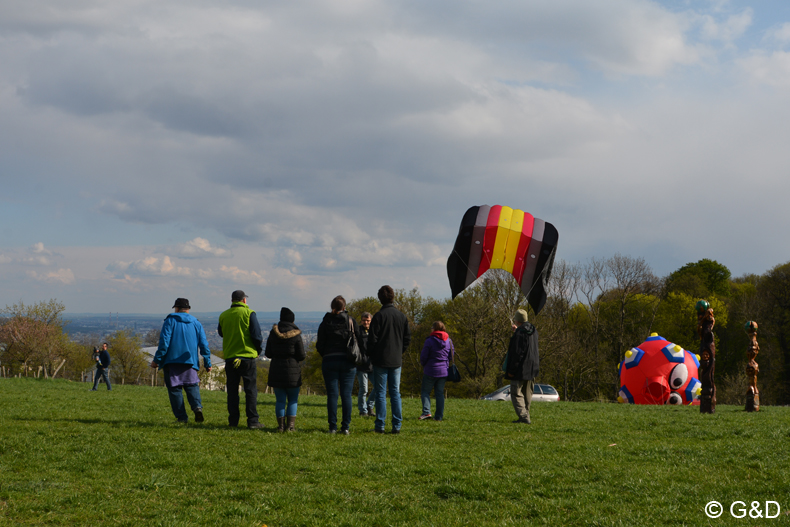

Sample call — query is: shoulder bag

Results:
[345,314,365,367]
[447,346,461,383]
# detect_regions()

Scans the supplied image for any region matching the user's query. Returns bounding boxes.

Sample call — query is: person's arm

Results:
[351,317,363,346]
[249,312,263,354]
[294,333,306,362]
[401,316,412,354]
[503,328,526,378]
[420,338,431,366]
[153,319,172,364]
[197,323,212,371]
[367,315,380,357]
[316,322,325,357]
[217,323,223,338]
[152,319,171,368]
[264,325,275,359]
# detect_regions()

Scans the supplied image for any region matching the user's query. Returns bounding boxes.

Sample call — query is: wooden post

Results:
[52,359,66,378]
[745,321,760,412]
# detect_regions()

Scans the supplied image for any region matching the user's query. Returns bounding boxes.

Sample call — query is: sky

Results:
[2,0,790,314]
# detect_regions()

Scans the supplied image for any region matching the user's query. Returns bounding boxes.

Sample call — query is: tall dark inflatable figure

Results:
[745,321,760,412]
[696,300,716,414]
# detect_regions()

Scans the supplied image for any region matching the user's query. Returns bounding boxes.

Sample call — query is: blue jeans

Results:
[92,368,111,390]
[274,387,300,418]
[322,361,357,431]
[166,382,202,422]
[356,371,375,414]
[373,366,402,432]
[421,375,447,419]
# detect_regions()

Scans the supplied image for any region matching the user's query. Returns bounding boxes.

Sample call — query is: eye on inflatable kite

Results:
[618,334,701,405]
[446,205,558,314]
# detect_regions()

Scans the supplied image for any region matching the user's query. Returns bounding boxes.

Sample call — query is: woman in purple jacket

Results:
[419,321,455,421]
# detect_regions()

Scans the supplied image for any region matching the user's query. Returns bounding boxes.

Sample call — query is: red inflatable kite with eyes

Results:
[618,334,701,405]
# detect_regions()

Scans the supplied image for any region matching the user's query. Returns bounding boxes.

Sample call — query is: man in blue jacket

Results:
[150,298,212,423]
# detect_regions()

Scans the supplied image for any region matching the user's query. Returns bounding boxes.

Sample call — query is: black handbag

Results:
[345,314,365,367]
[448,351,461,383]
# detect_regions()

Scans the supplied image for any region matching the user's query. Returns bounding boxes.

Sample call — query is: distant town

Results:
[63,311,327,351]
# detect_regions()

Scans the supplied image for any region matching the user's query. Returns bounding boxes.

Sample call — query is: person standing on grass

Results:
[150,298,212,424]
[90,342,112,391]
[355,312,375,417]
[218,290,264,429]
[264,307,306,432]
[419,321,455,422]
[503,309,540,425]
[368,285,411,434]
[317,295,359,435]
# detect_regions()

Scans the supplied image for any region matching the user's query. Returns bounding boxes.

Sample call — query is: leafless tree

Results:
[535,260,598,400]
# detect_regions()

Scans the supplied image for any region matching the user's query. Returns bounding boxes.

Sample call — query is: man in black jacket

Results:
[90,342,112,391]
[503,309,539,424]
[368,286,411,434]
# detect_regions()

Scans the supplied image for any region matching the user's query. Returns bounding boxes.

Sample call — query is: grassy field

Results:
[1,378,788,526]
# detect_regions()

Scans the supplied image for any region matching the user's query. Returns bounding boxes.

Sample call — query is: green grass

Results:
[1,378,789,526]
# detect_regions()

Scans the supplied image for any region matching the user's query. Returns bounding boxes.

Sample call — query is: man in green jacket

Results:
[218,290,264,429]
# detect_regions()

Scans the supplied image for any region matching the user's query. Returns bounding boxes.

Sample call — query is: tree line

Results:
[3,255,790,404]
[302,256,790,405]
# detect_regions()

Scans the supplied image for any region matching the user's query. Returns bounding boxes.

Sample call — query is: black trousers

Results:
[225,358,259,426]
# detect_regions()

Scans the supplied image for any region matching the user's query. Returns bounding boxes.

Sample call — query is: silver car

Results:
[480,383,560,402]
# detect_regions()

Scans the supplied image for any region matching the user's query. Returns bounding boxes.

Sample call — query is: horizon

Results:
[61,310,331,318]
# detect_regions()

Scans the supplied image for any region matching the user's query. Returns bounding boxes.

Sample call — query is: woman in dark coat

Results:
[316,295,359,434]
[265,307,306,432]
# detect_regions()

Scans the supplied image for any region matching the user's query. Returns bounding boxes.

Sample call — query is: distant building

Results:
[141,346,227,391]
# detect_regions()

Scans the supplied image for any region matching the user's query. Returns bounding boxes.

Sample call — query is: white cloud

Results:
[30,242,51,254]
[23,242,55,265]
[763,22,790,45]
[26,268,75,284]
[738,51,790,87]
[217,265,267,285]
[107,256,192,278]
[699,9,752,43]
[164,237,229,259]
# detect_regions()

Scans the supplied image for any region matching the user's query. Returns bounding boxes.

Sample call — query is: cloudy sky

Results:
[1,0,789,314]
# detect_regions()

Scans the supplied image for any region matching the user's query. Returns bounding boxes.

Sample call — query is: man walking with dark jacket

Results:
[90,342,111,391]
[218,290,264,429]
[503,309,539,424]
[368,286,411,434]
